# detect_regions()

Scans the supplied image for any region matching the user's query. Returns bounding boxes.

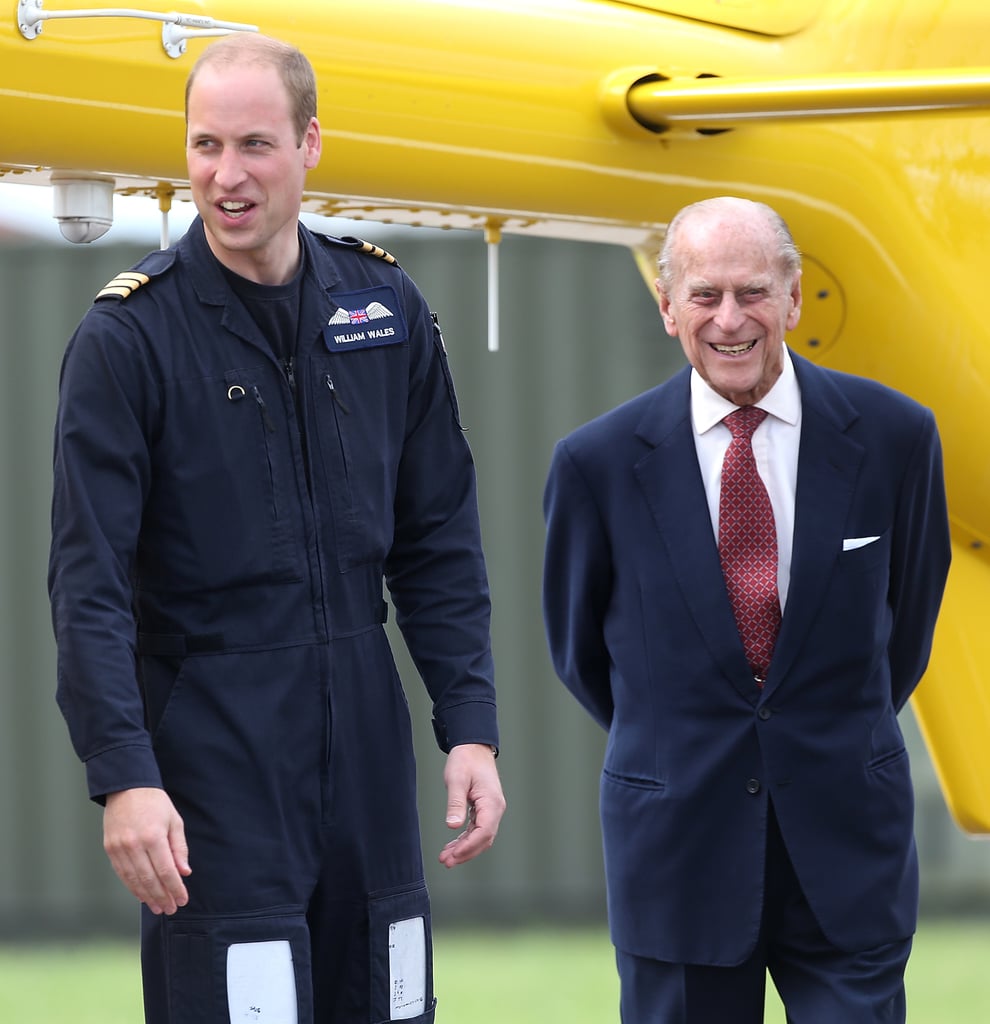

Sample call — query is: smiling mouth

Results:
[712,339,758,355]
[219,200,254,218]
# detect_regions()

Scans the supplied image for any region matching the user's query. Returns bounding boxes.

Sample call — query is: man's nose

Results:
[214,147,246,189]
[714,293,746,332]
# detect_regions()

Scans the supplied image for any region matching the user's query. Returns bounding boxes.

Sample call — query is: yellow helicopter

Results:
[3,0,989,833]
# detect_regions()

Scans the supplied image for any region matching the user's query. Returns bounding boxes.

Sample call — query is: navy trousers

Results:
[134,639,437,1023]
[139,829,437,1023]
[616,805,911,1023]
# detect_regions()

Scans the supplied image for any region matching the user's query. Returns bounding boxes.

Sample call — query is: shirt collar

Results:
[690,346,801,435]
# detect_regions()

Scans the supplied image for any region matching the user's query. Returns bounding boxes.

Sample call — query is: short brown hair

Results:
[185,33,317,145]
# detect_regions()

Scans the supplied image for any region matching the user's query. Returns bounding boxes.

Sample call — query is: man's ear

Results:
[656,279,678,336]
[303,117,322,170]
[786,271,803,332]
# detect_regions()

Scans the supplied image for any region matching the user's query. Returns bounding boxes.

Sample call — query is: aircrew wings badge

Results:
[324,286,407,351]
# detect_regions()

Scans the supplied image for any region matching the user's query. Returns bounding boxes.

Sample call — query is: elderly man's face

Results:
[657,211,801,406]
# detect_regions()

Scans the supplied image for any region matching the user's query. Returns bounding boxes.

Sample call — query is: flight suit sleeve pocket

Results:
[368,883,436,1023]
[430,313,463,430]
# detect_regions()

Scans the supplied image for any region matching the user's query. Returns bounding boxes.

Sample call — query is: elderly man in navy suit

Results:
[542,197,950,1023]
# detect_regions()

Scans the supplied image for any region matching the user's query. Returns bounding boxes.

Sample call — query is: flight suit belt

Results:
[136,632,226,656]
[136,601,389,656]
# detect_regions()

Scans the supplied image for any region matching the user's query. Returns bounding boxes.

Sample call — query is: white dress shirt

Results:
[689,348,802,611]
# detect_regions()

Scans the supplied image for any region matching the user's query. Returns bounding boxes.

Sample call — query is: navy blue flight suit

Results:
[49,218,498,1023]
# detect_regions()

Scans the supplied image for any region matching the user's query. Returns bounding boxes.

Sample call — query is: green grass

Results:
[0,921,987,1021]
[437,921,990,1021]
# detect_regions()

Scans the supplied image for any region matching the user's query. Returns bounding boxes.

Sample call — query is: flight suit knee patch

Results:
[163,911,313,1023]
[368,884,436,1023]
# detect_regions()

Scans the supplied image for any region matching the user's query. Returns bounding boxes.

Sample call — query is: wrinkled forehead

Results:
[685,209,775,255]
[675,216,786,286]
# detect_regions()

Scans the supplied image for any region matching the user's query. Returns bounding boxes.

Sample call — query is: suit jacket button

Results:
[746,778,761,794]
[758,707,772,721]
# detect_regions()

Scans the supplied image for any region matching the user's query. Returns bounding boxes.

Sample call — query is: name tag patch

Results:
[323,286,407,351]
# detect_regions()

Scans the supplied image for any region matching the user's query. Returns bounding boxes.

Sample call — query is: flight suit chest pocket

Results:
[312,292,408,571]
[216,368,300,583]
[368,883,436,1023]
[140,368,301,590]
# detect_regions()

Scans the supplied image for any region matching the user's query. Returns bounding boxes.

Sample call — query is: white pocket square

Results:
[843,536,881,551]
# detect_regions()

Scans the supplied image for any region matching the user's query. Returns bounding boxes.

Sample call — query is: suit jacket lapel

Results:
[633,370,759,702]
[765,354,865,693]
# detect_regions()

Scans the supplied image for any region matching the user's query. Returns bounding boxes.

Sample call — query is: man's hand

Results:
[439,743,506,868]
[103,787,191,915]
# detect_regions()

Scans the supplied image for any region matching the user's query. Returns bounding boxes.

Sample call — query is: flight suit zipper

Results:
[283,355,313,484]
[325,375,350,414]
[284,356,297,398]
[323,375,352,483]
[252,385,279,520]
[252,385,276,433]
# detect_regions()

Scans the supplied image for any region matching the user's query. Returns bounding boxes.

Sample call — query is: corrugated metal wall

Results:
[0,230,986,939]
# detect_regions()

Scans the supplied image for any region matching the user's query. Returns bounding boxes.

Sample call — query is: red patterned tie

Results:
[718,407,781,684]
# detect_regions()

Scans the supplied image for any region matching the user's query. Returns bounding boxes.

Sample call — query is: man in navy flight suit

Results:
[49,33,505,1024]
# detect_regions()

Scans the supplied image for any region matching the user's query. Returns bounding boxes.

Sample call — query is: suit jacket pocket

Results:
[866,746,908,773]
[837,529,890,572]
[602,768,666,792]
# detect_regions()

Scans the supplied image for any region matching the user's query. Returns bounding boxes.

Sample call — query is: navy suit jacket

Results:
[543,350,950,966]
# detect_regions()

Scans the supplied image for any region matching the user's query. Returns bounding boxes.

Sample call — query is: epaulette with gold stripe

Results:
[321,233,400,266]
[350,238,398,265]
[94,248,176,303]
[95,271,150,302]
